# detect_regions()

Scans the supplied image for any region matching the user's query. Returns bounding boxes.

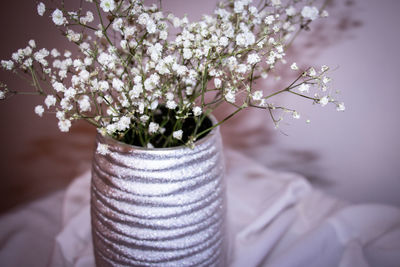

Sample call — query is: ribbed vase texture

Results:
[90,125,226,266]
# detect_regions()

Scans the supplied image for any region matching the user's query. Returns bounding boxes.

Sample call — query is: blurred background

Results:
[0,0,399,215]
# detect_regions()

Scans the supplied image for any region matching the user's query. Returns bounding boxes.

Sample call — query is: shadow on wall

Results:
[0,121,96,214]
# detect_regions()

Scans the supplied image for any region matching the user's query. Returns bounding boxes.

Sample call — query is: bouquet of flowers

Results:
[0,0,344,151]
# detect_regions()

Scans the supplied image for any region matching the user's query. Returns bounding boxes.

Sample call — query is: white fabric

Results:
[1,149,399,267]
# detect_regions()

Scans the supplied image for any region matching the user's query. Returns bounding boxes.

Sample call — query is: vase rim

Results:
[97,113,220,151]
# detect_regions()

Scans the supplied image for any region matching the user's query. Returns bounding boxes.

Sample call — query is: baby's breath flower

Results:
[192,106,202,116]
[166,100,177,110]
[1,60,14,70]
[34,105,44,117]
[298,83,310,93]
[301,6,319,21]
[247,53,260,65]
[148,122,159,133]
[252,90,263,101]
[112,78,124,92]
[308,67,317,77]
[44,95,57,108]
[290,62,298,70]
[336,102,345,111]
[78,96,91,112]
[321,10,329,18]
[52,9,66,26]
[264,15,275,25]
[322,76,331,84]
[271,0,281,6]
[292,111,300,119]
[286,6,296,16]
[37,2,45,16]
[319,96,329,106]
[100,0,116,13]
[225,90,236,103]
[58,119,71,132]
[29,40,36,48]
[173,130,183,140]
[147,143,154,149]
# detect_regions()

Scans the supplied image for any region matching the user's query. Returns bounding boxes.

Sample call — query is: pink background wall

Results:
[0,0,399,213]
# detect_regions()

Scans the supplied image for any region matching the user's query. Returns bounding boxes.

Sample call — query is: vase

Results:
[90,116,227,266]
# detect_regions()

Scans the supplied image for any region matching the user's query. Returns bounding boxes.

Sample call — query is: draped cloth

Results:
[1,149,399,267]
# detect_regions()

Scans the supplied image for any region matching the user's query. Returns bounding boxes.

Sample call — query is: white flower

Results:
[34,105,44,117]
[148,122,159,133]
[264,15,275,25]
[146,21,157,34]
[236,64,248,74]
[56,111,65,120]
[298,83,310,93]
[138,13,150,25]
[166,100,177,109]
[322,76,331,84]
[247,53,260,65]
[1,60,14,70]
[52,9,66,26]
[112,78,124,91]
[79,70,90,81]
[271,0,281,6]
[192,106,202,116]
[308,67,317,77]
[290,62,298,70]
[173,130,183,140]
[98,81,110,92]
[301,6,319,21]
[286,6,296,16]
[51,48,60,58]
[159,31,168,40]
[100,0,116,12]
[117,116,131,131]
[234,1,245,13]
[58,119,72,132]
[78,96,91,112]
[44,95,56,108]
[23,58,33,68]
[219,36,229,47]
[236,32,255,47]
[183,48,193,60]
[64,87,77,99]
[144,73,160,91]
[37,2,45,16]
[147,143,154,149]
[225,90,236,103]
[292,111,300,119]
[214,78,222,88]
[0,91,5,99]
[140,115,149,123]
[319,96,329,106]
[29,39,36,48]
[96,143,109,155]
[252,90,263,101]
[336,102,345,111]
[321,10,329,18]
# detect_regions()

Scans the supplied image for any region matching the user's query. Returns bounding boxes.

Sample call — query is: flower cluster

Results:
[0,0,344,149]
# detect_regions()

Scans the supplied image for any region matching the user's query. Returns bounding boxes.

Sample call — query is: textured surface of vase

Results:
[91,120,226,266]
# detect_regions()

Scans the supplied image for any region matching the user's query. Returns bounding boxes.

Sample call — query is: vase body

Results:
[90,119,226,266]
